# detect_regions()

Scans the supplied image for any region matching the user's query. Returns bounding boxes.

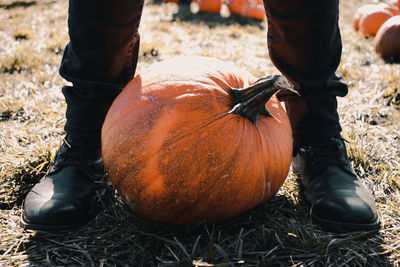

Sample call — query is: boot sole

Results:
[20,214,90,233]
[301,187,381,233]
[310,211,380,233]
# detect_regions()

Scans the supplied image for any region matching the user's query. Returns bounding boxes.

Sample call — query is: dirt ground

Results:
[0,0,399,266]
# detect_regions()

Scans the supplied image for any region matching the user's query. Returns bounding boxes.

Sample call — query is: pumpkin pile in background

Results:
[101,56,293,225]
[163,0,265,21]
[354,0,400,58]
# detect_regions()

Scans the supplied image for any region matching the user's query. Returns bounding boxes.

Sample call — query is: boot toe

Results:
[311,189,378,225]
[294,136,380,232]
[22,196,90,229]
[21,166,96,231]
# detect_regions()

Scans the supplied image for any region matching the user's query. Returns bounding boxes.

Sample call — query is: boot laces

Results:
[303,136,350,174]
[51,135,103,173]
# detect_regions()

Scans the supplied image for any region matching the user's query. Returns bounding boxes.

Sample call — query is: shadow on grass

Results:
[22,183,391,266]
[0,1,37,9]
[383,57,400,64]
[171,3,265,29]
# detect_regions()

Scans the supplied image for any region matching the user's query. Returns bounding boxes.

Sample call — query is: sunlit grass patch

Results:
[0,148,54,209]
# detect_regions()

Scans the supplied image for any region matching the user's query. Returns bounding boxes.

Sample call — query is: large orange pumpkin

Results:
[101,56,293,225]
[375,15,400,58]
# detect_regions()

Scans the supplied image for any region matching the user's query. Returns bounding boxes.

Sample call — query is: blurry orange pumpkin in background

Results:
[359,5,393,37]
[354,2,400,58]
[227,0,265,21]
[375,15,400,58]
[354,3,399,36]
[354,4,377,31]
[197,0,222,13]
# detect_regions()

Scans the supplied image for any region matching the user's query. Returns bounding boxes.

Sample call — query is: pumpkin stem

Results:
[229,75,295,124]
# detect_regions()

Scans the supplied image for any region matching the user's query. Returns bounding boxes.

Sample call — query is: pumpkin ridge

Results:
[102,108,164,173]
[258,169,269,203]
[106,86,231,148]
[102,98,163,152]
[110,113,233,193]
[116,108,182,211]
[257,117,292,201]
[106,100,233,189]
[207,71,246,93]
[163,120,263,224]
[252,122,272,205]
[191,79,233,98]
[163,115,262,213]
[115,165,139,194]
[163,163,238,223]
[153,113,230,153]
[221,121,272,215]
[138,128,245,223]
[143,79,231,98]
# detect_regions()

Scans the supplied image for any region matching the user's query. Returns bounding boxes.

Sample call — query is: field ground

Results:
[0,0,399,266]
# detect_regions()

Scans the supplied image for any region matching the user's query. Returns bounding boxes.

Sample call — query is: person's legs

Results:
[264,0,379,231]
[265,0,346,141]
[21,0,144,231]
[61,0,144,139]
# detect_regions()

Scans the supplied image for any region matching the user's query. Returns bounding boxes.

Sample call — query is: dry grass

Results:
[1,0,399,266]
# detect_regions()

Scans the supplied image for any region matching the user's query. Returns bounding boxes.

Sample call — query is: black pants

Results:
[59,0,348,143]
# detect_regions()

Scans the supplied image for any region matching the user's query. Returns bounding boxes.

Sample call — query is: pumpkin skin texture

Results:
[228,0,265,20]
[359,7,393,37]
[241,0,265,21]
[101,56,293,225]
[196,0,222,14]
[228,0,247,16]
[375,15,400,58]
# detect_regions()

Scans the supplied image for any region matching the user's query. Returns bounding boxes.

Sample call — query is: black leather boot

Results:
[293,135,380,232]
[20,135,104,232]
